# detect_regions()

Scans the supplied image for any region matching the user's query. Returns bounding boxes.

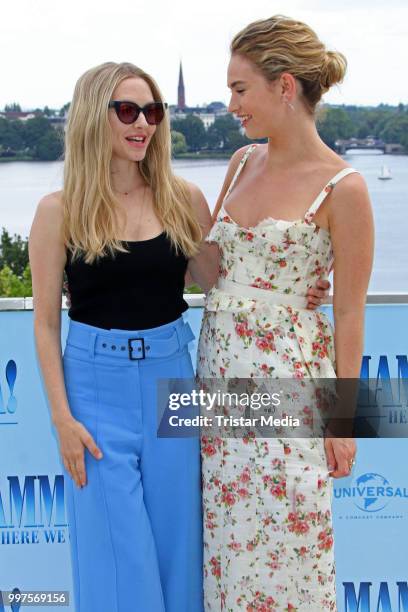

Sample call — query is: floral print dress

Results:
[197,144,358,611]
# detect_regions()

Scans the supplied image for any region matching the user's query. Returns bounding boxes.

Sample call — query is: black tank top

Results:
[65,232,188,330]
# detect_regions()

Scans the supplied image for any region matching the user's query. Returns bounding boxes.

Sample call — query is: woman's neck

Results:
[110,158,146,193]
[265,116,331,169]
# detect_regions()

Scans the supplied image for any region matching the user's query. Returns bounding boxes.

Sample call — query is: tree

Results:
[4,103,21,112]
[317,107,354,148]
[380,114,408,149]
[206,114,249,151]
[0,230,32,297]
[0,265,32,298]
[171,130,187,155]
[207,115,236,149]
[23,116,53,150]
[0,118,25,151]
[59,102,71,117]
[171,115,207,151]
[0,228,29,277]
[36,130,64,160]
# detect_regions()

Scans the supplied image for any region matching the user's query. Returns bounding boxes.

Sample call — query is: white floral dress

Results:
[197,144,358,611]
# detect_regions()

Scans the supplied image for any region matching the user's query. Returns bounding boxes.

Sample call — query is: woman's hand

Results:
[306,278,331,309]
[324,436,356,478]
[63,281,71,308]
[54,415,103,487]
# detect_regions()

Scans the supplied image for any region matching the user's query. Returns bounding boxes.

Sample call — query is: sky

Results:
[1,0,407,110]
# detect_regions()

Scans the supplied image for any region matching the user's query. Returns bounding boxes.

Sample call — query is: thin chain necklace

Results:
[114,185,141,197]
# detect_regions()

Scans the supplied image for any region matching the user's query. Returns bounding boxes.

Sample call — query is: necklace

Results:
[114,185,140,196]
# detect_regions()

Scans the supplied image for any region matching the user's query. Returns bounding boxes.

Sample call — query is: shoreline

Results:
[1,151,406,163]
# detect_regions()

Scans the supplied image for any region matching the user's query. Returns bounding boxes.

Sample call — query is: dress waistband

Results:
[66,317,195,361]
[216,279,308,309]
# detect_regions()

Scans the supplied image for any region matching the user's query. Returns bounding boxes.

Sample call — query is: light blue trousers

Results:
[62,317,203,612]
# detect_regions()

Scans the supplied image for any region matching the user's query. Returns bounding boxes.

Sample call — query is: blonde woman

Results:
[29,62,216,612]
[197,16,374,611]
[30,60,335,611]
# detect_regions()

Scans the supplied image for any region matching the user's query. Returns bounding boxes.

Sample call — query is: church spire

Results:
[178,61,186,109]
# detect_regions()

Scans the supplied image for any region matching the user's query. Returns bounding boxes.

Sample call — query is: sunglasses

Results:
[108,100,168,125]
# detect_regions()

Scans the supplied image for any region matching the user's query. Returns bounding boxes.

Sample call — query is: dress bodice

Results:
[206,144,358,308]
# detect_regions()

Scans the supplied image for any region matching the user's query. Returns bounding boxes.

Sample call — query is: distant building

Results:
[0,111,40,121]
[177,62,186,110]
[170,62,227,129]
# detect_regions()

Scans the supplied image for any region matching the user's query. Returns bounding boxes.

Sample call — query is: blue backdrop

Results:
[0,305,407,612]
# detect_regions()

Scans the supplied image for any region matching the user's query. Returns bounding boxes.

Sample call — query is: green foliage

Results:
[171,115,207,151]
[0,265,32,297]
[0,102,407,161]
[171,130,187,155]
[59,102,70,117]
[317,107,354,148]
[35,129,63,160]
[184,283,204,294]
[0,229,32,297]
[380,113,408,149]
[207,114,249,151]
[0,228,29,277]
[0,118,25,151]
[0,116,63,160]
[4,103,21,112]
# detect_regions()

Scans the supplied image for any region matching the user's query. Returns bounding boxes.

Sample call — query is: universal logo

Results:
[334,472,408,515]
[0,361,17,425]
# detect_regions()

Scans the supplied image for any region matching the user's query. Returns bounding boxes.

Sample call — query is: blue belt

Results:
[66,319,195,360]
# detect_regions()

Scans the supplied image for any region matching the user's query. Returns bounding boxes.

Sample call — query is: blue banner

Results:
[0,305,407,611]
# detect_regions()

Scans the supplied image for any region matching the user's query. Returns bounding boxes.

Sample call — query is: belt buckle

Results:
[128,337,145,360]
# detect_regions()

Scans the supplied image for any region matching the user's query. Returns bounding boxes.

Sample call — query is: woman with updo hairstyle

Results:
[197,15,374,610]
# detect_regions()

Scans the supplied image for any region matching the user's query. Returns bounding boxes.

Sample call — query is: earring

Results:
[284,97,295,111]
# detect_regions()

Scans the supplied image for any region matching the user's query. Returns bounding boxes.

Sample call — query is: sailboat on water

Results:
[378,165,392,180]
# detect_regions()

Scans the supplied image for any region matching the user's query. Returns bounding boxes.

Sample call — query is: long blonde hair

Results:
[63,62,201,262]
[231,15,347,114]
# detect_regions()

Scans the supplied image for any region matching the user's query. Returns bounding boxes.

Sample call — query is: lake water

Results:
[0,152,406,293]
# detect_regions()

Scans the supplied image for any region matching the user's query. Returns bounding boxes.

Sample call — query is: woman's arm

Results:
[325,173,374,477]
[186,183,218,293]
[30,193,71,422]
[330,174,374,377]
[184,147,250,293]
[29,193,102,487]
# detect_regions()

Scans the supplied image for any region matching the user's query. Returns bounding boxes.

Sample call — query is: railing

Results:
[1,292,408,310]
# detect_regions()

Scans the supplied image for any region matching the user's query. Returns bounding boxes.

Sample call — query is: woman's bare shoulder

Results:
[35,190,64,223]
[31,191,64,240]
[37,190,63,210]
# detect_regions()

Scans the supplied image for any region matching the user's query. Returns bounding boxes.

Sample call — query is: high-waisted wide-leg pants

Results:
[62,317,203,612]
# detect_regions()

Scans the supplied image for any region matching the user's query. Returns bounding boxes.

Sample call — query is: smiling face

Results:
[108,76,157,163]
[227,53,287,140]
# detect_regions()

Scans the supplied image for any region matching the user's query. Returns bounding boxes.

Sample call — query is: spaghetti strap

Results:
[304,167,359,221]
[223,144,258,202]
